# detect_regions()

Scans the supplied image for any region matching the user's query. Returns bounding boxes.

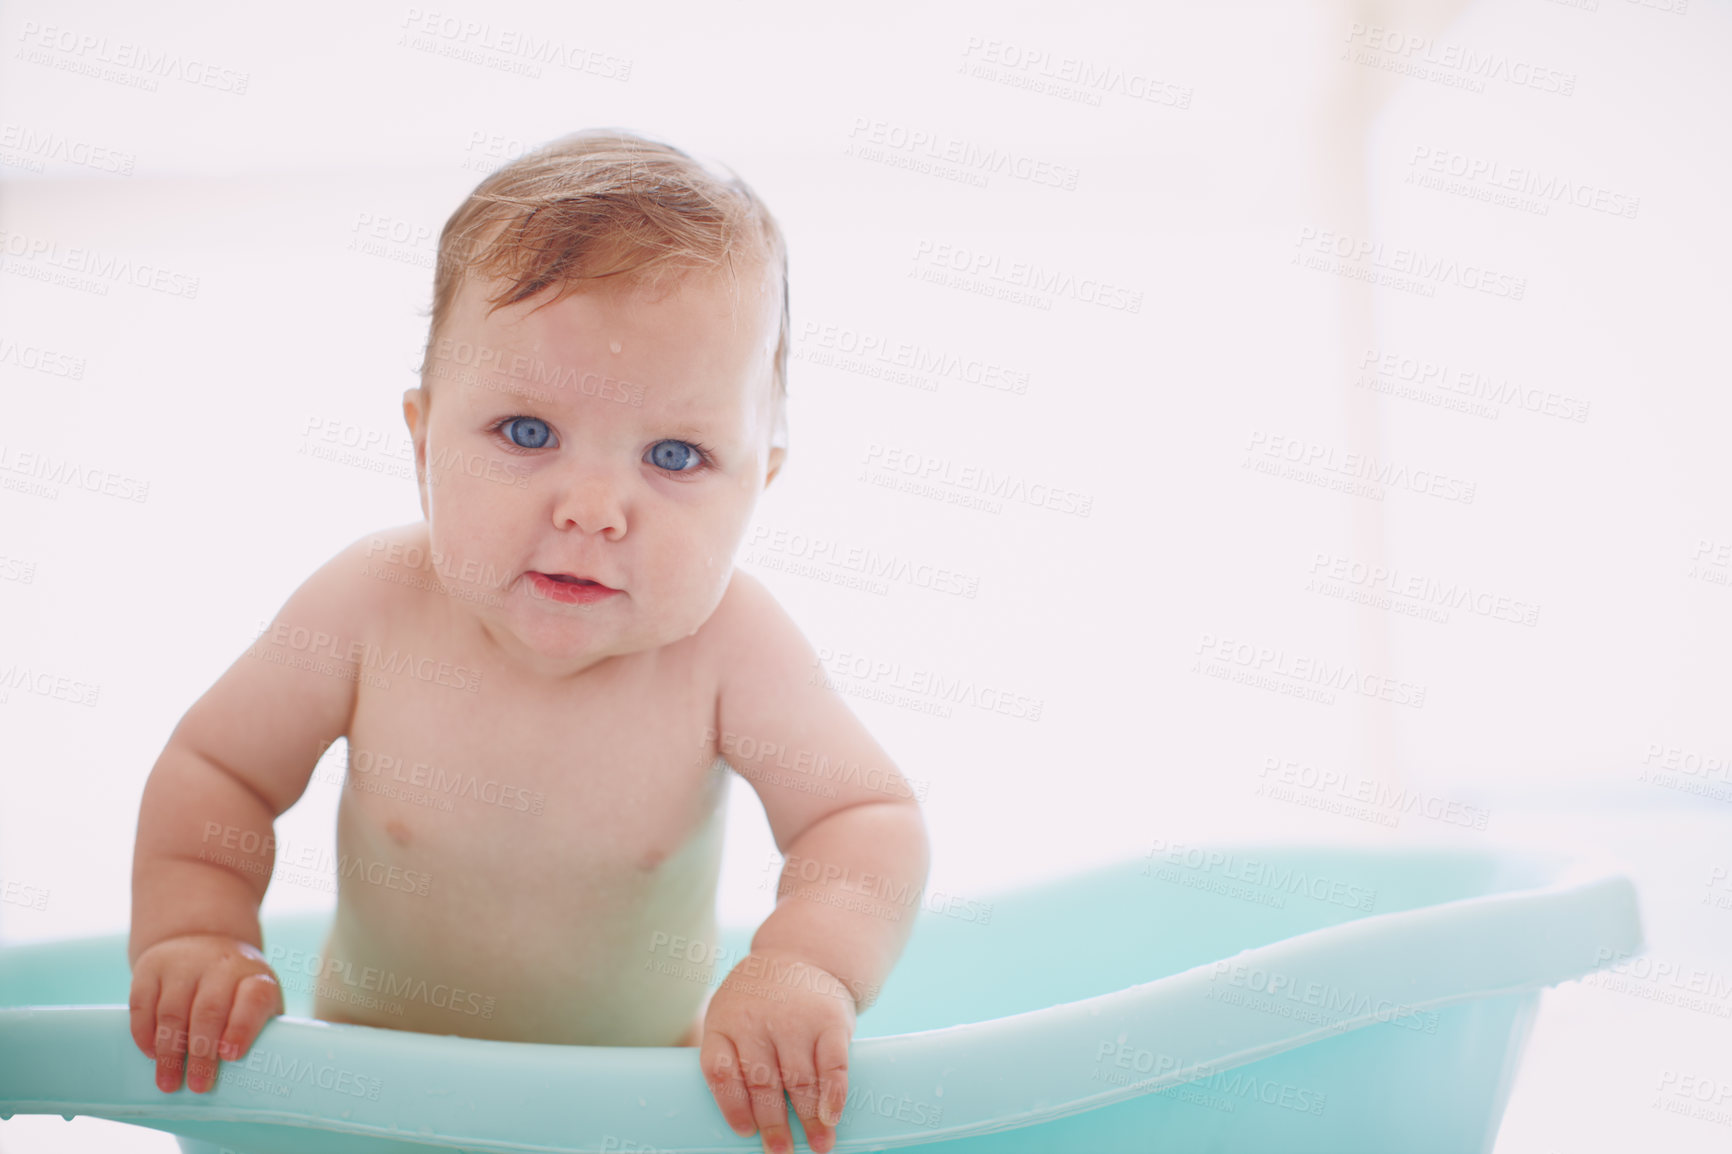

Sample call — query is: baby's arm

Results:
[130,533,375,1093]
[697,573,930,1154]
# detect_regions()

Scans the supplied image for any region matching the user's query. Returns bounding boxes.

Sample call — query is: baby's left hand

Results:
[698,948,857,1154]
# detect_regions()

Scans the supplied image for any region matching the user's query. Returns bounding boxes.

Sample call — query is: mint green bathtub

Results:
[0,844,1641,1153]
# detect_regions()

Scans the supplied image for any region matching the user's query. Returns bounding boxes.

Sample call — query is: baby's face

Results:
[403,262,785,679]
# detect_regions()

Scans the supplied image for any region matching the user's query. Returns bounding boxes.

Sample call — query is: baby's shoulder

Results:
[698,567,776,642]
[312,521,427,633]
[691,567,812,676]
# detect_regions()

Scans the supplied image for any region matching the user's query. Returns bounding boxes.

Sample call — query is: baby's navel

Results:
[385,819,412,846]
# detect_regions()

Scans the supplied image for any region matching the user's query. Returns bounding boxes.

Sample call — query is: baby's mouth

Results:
[534,572,617,591]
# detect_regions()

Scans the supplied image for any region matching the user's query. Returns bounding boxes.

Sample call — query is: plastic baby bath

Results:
[0,842,1641,1154]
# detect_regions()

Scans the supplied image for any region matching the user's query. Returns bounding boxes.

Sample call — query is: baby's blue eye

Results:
[648,440,701,472]
[502,418,553,449]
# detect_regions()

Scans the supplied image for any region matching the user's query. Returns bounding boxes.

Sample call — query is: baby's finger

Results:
[776,1034,829,1154]
[735,1037,791,1154]
[185,972,239,1093]
[128,969,162,1058]
[152,976,196,1093]
[699,1031,757,1138]
[219,972,283,1062]
[815,1024,851,1131]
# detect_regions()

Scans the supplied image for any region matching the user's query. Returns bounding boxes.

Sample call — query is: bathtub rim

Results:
[0,844,1645,1153]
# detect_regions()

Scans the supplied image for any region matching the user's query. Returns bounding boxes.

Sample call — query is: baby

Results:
[127,128,930,1154]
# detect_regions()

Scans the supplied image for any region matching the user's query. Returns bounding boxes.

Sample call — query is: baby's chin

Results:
[501,585,712,657]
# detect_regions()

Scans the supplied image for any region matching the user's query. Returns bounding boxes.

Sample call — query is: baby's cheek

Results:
[659,559,723,626]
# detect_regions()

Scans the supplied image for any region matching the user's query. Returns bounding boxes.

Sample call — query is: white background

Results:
[1,0,1729,1150]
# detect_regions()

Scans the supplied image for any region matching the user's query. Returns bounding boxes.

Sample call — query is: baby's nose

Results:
[552,472,626,537]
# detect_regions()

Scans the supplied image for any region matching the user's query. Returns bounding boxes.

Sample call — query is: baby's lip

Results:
[534,571,618,591]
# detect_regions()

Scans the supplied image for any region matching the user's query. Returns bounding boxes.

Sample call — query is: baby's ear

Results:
[763,397,787,487]
[402,387,427,437]
[403,388,432,517]
[764,443,787,488]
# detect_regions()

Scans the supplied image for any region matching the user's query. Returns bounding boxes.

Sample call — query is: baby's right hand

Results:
[129,933,284,1093]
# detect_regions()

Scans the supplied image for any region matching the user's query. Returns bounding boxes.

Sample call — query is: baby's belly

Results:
[309,758,729,1046]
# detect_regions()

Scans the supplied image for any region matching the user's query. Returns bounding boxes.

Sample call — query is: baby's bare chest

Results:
[338,609,725,891]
